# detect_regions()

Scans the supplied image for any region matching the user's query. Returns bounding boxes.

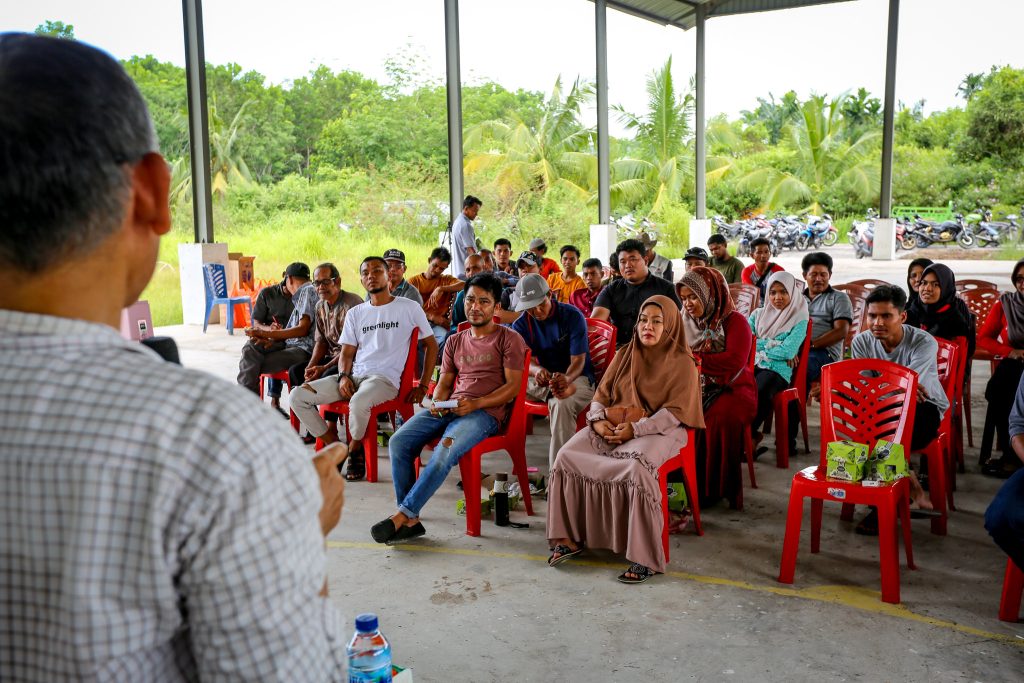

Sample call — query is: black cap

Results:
[684,247,710,263]
[383,248,406,264]
[517,251,542,268]
[285,262,311,279]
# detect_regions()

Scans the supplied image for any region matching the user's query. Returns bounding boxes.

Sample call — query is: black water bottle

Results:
[493,472,510,527]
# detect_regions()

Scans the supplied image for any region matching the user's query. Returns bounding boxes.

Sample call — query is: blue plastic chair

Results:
[202,263,252,334]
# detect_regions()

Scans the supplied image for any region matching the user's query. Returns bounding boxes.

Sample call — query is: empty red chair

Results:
[314,332,420,483]
[999,558,1024,622]
[416,352,534,537]
[778,359,918,604]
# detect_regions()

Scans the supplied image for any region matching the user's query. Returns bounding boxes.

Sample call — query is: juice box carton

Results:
[825,440,869,482]
[866,439,908,482]
[665,482,688,512]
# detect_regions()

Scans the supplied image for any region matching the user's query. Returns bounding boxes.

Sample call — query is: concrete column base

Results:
[872,218,897,261]
[179,242,229,325]
[690,218,711,251]
[590,223,618,264]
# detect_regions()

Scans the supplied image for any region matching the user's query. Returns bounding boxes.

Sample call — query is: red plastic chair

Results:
[661,431,703,560]
[765,320,813,469]
[728,283,759,318]
[942,337,968,507]
[778,359,919,604]
[741,339,758,495]
[954,279,998,294]
[999,558,1024,622]
[833,284,868,358]
[845,278,888,291]
[314,332,420,483]
[961,288,1002,452]
[416,351,534,537]
[908,338,958,536]
[259,370,300,432]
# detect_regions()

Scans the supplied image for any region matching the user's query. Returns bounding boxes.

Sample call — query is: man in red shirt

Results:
[569,257,604,318]
[741,237,784,305]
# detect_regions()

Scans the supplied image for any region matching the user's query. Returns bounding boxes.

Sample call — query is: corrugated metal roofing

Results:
[599,0,856,31]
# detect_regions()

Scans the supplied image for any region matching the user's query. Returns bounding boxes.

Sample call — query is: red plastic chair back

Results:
[833,284,868,354]
[845,278,888,291]
[960,288,1001,357]
[729,283,759,317]
[585,317,617,381]
[818,359,919,463]
[934,337,959,402]
[791,320,814,394]
[955,279,998,294]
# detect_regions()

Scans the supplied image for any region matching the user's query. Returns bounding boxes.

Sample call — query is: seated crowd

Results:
[5,36,1023,678]
[243,225,1023,585]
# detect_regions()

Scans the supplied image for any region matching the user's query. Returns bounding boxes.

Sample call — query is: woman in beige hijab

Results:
[546,295,704,583]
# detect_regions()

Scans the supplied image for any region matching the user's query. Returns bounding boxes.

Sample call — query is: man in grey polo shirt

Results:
[801,252,853,385]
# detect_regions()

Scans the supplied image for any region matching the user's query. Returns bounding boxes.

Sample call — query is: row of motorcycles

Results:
[848,207,1021,258]
[713,213,839,256]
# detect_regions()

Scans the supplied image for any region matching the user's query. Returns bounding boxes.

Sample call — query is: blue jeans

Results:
[430,324,449,356]
[389,408,499,519]
[806,348,834,386]
[985,467,1024,571]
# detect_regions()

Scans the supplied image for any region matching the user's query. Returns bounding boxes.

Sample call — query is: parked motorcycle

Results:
[973,208,1020,247]
[738,215,780,257]
[713,215,747,241]
[909,213,975,248]
[850,216,874,258]
[796,213,837,250]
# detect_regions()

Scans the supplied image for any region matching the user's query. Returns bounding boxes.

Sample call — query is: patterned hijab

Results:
[678,266,735,353]
[594,295,704,428]
[754,271,809,340]
[1002,259,1024,348]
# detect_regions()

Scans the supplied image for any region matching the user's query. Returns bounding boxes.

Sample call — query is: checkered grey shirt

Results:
[0,310,345,681]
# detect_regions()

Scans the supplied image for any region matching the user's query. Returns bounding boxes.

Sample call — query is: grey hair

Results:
[0,33,159,273]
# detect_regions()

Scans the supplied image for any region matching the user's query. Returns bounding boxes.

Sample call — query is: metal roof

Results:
[598,0,856,31]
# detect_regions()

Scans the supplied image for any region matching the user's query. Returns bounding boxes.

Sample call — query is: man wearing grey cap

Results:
[375,248,423,305]
[510,274,596,470]
[529,238,562,279]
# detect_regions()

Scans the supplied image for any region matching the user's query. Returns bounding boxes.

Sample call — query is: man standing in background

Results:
[451,195,482,278]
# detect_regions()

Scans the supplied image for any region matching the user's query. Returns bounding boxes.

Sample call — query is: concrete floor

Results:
[158,247,1024,682]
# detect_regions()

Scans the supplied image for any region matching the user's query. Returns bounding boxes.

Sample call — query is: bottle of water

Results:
[347,613,392,683]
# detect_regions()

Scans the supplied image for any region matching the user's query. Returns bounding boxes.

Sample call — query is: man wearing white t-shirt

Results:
[291,256,438,481]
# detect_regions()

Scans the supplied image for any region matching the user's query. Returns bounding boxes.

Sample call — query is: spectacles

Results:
[313,278,337,287]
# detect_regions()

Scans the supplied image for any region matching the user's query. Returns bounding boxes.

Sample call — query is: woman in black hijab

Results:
[906,263,976,358]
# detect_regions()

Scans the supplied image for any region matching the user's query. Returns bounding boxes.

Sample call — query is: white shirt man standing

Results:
[451,195,481,278]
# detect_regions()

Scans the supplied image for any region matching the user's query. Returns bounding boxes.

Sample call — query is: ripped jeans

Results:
[388,408,499,519]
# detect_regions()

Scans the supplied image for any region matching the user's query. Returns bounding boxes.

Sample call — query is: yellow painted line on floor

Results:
[327,540,1024,647]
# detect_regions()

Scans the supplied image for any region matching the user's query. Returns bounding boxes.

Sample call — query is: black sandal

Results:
[617,563,656,584]
[547,543,583,566]
[345,446,365,482]
[855,509,879,536]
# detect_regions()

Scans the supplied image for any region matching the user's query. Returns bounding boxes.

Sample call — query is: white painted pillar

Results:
[590,223,618,264]
[872,218,898,261]
[179,242,229,325]
[690,218,712,251]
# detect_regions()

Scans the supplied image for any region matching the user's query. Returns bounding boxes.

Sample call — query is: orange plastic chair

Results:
[764,320,813,468]
[778,359,919,604]
[955,279,998,294]
[729,283,759,317]
[416,351,534,536]
[999,558,1024,622]
[314,332,420,483]
[909,338,959,536]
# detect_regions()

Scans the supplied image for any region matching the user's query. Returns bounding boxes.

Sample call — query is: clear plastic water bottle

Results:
[347,613,392,683]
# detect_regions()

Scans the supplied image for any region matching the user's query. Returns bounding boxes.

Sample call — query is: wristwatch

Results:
[338,372,354,382]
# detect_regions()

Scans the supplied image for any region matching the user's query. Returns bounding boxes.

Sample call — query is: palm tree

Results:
[737,94,880,213]
[611,57,694,213]
[208,99,254,198]
[957,72,985,102]
[463,77,594,206]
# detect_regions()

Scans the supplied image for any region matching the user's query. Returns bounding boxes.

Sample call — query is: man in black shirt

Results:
[591,238,680,347]
[251,272,294,415]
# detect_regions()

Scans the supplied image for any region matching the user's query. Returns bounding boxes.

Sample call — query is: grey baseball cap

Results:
[513,273,551,311]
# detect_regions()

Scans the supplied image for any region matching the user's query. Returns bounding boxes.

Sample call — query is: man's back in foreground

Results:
[0,34,345,681]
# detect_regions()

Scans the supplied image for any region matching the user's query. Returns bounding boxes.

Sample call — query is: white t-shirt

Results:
[340,297,432,390]
[451,212,475,278]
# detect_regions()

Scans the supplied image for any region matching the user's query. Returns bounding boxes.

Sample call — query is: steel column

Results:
[444,0,464,226]
[182,0,214,243]
[595,0,610,223]
[879,0,900,218]
[694,3,707,219]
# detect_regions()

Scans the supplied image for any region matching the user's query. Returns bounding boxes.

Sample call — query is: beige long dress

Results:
[545,403,688,573]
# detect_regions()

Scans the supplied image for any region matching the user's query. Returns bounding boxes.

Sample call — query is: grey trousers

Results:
[290,374,399,441]
[237,340,310,394]
[526,375,596,471]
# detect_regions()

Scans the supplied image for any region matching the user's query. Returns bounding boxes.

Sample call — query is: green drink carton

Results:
[825,440,869,482]
[867,439,908,482]
[665,482,688,512]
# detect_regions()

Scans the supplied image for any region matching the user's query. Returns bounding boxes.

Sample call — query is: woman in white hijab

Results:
[746,271,808,454]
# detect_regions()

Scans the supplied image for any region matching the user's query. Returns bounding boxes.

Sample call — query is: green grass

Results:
[143,205,438,326]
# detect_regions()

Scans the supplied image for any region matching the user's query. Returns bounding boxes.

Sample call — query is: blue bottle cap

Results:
[355,613,379,633]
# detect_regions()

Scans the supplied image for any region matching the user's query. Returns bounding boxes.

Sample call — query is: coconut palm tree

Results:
[208,99,254,198]
[611,57,694,213]
[463,77,594,205]
[737,94,880,213]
